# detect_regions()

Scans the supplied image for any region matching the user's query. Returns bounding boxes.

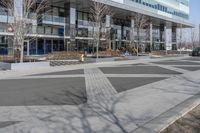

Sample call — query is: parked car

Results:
[192,47,200,56]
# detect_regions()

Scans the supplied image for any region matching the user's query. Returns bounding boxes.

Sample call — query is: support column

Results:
[13,0,23,57]
[106,15,111,50]
[150,23,153,52]
[113,33,116,50]
[65,1,76,51]
[44,39,46,54]
[172,26,177,50]
[70,7,76,51]
[117,28,121,49]
[159,24,165,50]
[164,26,167,52]
[27,41,30,56]
[64,22,66,52]
[51,39,53,53]
[164,25,173,53]
[179,24,183,52]
[36,38,38,55]
[7,37,13,55]
[130,19,135,48]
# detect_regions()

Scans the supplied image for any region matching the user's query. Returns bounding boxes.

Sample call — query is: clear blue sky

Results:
[189,0,200,26]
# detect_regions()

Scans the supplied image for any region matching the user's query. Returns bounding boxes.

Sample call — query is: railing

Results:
[0,7,8,16]
[43,15,65,24]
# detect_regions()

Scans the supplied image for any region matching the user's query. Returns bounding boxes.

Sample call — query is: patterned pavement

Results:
[0,56,200,132]
[84,68,117,102]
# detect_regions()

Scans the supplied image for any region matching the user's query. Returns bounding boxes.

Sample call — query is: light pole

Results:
[64,21,66,53]
[199,24,200,46]
[179,24,183,55]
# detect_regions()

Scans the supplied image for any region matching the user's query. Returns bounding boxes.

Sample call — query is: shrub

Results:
[47,51,84,60]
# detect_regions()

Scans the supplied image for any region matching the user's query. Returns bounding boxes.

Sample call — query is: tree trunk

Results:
[96,25,101,60]
[137,28,140,56]
[13,39,16,62]
[96,33,99,60]
[20,40,24,63]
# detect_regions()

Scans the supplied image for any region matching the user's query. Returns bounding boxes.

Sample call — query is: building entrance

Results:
[24,40,30,56]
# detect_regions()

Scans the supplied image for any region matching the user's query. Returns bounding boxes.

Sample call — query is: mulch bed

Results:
[161,105,200,133]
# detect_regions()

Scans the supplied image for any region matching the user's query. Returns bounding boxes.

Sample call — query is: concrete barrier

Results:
[0,62,11,70]
[11,62,50,70]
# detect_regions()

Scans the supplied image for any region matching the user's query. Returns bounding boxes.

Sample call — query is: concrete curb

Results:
[134,94,200,133]
[159,94,200,132]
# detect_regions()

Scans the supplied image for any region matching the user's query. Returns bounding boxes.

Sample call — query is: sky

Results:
[189,0,200,27]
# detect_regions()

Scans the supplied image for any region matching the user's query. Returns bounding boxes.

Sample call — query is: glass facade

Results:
[129,0,189,19]
[0,36,8,55]
[0,0,191,55]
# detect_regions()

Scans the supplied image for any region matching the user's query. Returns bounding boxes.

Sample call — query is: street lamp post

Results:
[179,24,182,55]
[199,24,200,46]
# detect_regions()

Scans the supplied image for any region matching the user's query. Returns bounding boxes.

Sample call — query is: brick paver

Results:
[84,68,117,102]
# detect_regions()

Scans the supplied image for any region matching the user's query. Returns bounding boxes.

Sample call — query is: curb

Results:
[133,93,200,133]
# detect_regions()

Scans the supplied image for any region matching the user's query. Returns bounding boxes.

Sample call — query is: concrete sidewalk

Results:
[0,60,200,132]
[0,56,189,80]
[117,70,200,133]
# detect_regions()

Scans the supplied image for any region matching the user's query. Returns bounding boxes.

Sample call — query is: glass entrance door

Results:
[46,40,52,54]
[37,39,44,55]
[24,40,29,56]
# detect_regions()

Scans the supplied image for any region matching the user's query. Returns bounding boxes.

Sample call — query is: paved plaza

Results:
[0,57,200,133]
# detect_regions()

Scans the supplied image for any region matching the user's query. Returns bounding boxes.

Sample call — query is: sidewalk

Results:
[0,56,189,79]
[0,56,200,133]
[120,70,200,133]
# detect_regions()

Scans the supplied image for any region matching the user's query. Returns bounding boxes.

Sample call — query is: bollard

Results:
[80,54,84,62]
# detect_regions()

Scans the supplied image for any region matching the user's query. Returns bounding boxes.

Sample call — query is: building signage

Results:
[111,0,124,4]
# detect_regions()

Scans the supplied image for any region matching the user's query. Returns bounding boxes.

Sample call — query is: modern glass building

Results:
[0,0,193,55]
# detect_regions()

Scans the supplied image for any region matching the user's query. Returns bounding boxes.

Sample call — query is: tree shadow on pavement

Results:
[18,87,154,133]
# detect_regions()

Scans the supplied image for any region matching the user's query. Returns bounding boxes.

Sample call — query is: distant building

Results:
[0,0,193,55]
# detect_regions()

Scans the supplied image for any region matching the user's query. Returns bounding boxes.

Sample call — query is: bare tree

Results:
[133,13,149,56]
[177,28,193,53]
[177,24,183,54]
[191,28,198,49]
[89,1,112,59]
[177,28,195,53]
[144,24,151,53]
[0,0,49,63]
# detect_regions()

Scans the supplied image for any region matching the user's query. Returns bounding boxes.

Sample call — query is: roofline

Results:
[93,0,194,28]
